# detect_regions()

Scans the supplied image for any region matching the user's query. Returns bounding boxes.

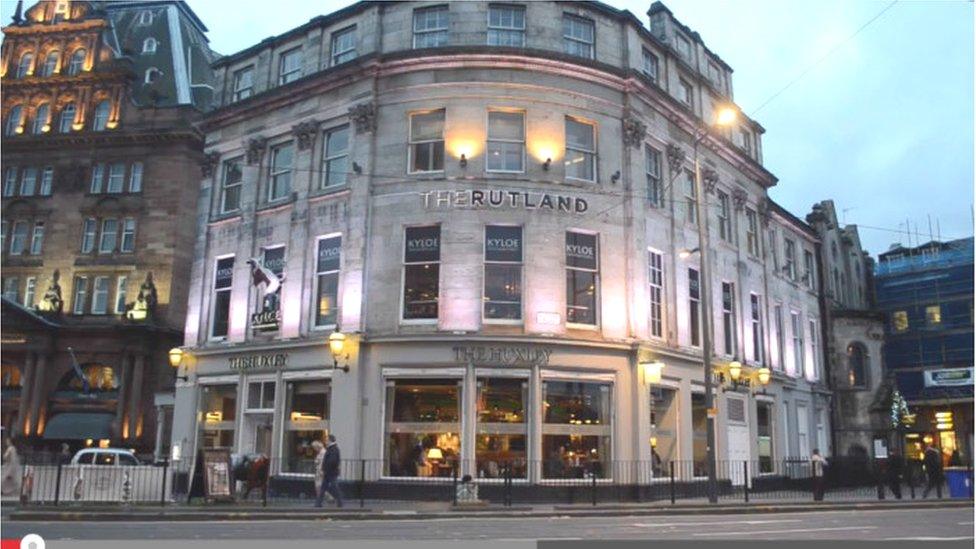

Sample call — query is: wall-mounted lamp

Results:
[610,170,621,184]
[328,326,350,373]
[459,154,468,169]
[169,347,188,381]
[678,247,700,260]
[542,157,552,171]
[641,360,665,384]
[753,367,771,396]
[352,162,363,174]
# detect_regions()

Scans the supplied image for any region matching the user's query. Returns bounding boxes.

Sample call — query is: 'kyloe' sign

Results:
[421,189,588,214]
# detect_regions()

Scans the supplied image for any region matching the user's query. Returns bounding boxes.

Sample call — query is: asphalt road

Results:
[4,507,973,541]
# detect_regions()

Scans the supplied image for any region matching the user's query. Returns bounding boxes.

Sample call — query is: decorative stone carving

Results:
[666,143,685,176]
[200,151,220,178]
[759,198,773,226]
[701,167,719,194]
[39,269,63,315]
[292,119,320,151]
[246,136,267,165]
[621,114,647,149]
[348,102,377,134]
[126,272,157,321]
[732,188,748,212]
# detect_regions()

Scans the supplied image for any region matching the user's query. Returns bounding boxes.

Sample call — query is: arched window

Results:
[847,342,868,388]
[57,363,118,392]
[5,105,23,136]
[67,49,86,75]
[41,50,59,76]
[58,103,76,133]
[138,10,153,25]
[16,52,33,78]
[142,37,157,54]
[144,67,161,84]
[92,100,110,131]
[1,364,21,389]
[33,103,50,134]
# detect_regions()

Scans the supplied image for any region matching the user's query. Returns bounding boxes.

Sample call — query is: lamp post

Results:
[690,105,738,503]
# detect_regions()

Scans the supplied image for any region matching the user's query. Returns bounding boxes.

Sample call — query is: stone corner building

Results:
[173,0,837,496]
[1,0,215,457]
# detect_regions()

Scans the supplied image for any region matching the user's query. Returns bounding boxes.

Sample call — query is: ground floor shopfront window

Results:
[282,379,331,474]
[385,378,461,478]
[542,380,611,479]
[691,392,707,476]
[476,377,527,479]
[200,384,236,450]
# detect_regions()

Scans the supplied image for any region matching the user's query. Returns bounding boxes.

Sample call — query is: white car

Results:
[71,448,141,466]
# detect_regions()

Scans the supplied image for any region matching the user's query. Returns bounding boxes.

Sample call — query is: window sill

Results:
[256,194,296,213]
[308,184,350,201]
[566,322,599,331]
[399,318,438,326]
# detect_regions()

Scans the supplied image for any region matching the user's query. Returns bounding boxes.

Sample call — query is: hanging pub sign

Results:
[565,232,597,270]
[405,226,440,263]
[485,225,522,262]
[249,246,285,332]
[421,189,588,214]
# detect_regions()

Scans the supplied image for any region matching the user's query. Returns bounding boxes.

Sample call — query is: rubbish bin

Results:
[944,468,973,498]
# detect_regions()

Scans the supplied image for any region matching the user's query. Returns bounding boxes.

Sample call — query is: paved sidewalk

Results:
[7,497,972,522]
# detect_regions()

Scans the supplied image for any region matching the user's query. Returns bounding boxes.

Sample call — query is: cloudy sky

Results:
[4,0,971,254]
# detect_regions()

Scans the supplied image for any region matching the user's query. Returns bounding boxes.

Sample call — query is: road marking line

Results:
[694,526,878,536]
[632,519,802,528]
[885,537,974,541]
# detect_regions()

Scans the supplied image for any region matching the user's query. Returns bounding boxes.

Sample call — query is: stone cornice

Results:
[1,128,203,150]
[1,19,107,36]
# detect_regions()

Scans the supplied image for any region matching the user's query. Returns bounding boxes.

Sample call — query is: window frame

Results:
[721,281,737,356]
[717,191,732,242]
[98,218,119,254]
[90,275,110,315]
[412,5,450,49]
[483,224,524,323]
[92,100,110,130]
[408,109,446,174]
[320,124,350,189]
[219,157,244,213]
[401,225,441,322]
[330,26,357,66]
[39,166,53,195]
[19,167,36,196]
[750,293,764,363]
[81,218,97,253]
[232,66,254,102]
[565,230,600,328]
[678,78,693,107]
[313,234,342,328]
[784,238,797,280]
[32,103,49,134]
[106,162,125,193]
[210,255,236,340]
[277,47,303,85]
[486,109,526,174]
[120,218,136,253]
[128,162,143,193]
[562,13,595,59]
[487,4,526,47]
[267,141,294,202]
[564,116,597,183]
[684,170,697,224]
[67,49,85,75]
[59,103,76,133]
[688,267,701,347]
[29,221,44,255]
[114,275,128,315]
[9,221,28,255]
[641,48,659,82]
[6,105,23,136]
[648,248,664,339]
[745,208,759,256]
[3,167,17,197]
[644,144,662,207]
[72,276,88,315]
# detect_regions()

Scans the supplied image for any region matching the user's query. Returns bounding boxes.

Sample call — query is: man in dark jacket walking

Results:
[316,434,343,508]
[921,442,943,499]
[886,450,904,499]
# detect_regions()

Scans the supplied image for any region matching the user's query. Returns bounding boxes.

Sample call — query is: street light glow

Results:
[715,106,738,127]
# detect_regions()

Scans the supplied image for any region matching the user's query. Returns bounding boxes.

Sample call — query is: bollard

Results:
[591,468,597,506]
[452,463,459,507]
[160,460,169,506]
[669,461,676,505]
[54,460,63,506]
[503,462,512,507]
[359,459,366,509]
[743,461,749,503]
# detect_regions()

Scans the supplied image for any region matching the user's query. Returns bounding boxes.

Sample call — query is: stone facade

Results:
[171,0,830,488]
[0,0,214,457]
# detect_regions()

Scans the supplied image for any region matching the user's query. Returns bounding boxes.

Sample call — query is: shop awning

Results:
[42,412,114,440]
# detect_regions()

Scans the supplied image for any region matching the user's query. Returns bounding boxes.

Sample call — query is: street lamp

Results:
[328,327,350,373]
[689,104,738,503]
[169,347,188,382]
[641,360,665,385]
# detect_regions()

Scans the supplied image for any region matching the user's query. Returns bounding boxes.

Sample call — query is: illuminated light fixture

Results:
[85,438,94,447]
[728,360,742,382]
[71,122,84,131]
[98,439,110,449]
[329,327,350,373]
[678,248,700,260]
[105,121,118,129]
[290,412,322,422]
[757,367,771,386]
[641,360,665,385]
[936,423,953,431]
[168,347,184,368]
[715,106,738,127]
[426,448,444,461]
[542,157,552,171]
[205,411,223,423]
[459,153,467,168]
[649,436,658,448]
[935,411,953,419]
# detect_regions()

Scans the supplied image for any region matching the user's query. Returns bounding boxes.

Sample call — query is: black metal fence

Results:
[16,455,968,507]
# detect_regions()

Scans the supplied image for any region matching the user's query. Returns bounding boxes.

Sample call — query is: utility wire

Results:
[749,0,899,116]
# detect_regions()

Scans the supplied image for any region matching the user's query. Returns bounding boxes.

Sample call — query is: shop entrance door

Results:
[243,413,273,456]
[725,396,751,487]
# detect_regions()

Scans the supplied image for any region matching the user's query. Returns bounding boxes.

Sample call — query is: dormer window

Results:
[142,38,157,55]
[138,11,153,26]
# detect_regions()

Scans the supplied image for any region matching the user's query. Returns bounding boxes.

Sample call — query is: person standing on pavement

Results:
[316,434,343,508]
[887,450,904,499]
[311,440,325,499]
[59,443,72,465]
[922,442,944,498]
[810,448,828,501]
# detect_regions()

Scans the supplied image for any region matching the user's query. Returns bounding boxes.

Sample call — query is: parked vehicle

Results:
[71,448,141,466]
